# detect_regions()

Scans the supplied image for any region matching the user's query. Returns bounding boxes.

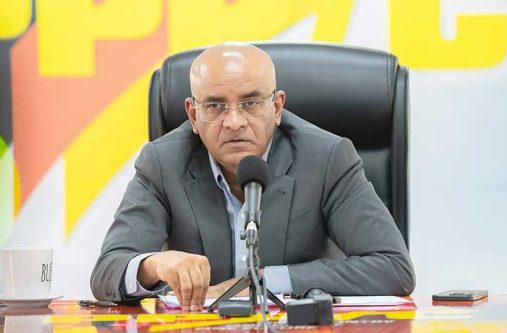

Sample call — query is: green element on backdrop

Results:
[0,136,7,159]
[0,136,14,246]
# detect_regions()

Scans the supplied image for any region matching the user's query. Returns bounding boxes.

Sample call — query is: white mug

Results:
[1,247,53,298]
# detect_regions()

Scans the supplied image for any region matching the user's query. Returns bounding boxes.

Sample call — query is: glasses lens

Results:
[200,103,227,122]
[240,100,270,119]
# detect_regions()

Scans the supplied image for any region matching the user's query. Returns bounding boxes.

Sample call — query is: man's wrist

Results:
[138,253,161,289]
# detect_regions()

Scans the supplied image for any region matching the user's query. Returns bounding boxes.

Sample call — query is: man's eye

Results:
[205,103,222,112]
[242,100,259,109]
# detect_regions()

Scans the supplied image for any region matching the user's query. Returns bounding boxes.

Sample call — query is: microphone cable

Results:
[248,244,269,333]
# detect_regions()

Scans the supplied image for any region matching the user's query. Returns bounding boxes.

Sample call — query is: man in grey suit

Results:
[91,43,415,311]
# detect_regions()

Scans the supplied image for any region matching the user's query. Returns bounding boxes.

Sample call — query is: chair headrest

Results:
[160,42,400,149]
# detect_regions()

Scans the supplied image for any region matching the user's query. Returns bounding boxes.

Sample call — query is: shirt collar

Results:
[208,138,273,189]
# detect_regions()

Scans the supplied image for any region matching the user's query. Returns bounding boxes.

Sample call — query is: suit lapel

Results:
[184,147,233,283]
[259,128,295,266]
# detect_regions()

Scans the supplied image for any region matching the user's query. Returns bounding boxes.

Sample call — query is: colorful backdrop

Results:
[1,0,506,298]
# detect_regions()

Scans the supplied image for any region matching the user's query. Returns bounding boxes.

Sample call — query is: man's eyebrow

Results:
[240,90,264,99]
[200,90,266,102]
[200,95,227,103]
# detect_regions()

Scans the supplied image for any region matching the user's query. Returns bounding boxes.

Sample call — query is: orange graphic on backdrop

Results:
[10,14,167,206]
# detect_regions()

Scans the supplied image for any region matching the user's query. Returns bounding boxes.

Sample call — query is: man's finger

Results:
[188,267,204,311]
[166,275,182,306]
[178,270,193,311]
[200,261,211,306]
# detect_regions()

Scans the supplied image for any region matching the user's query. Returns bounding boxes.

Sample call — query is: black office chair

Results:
[148,42,410,247]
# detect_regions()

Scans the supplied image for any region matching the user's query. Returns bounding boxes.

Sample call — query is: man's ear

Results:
[185,97,199,134]
[274,90,286,126]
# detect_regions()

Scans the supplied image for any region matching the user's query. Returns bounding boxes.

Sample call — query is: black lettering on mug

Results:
[41,263,52,282]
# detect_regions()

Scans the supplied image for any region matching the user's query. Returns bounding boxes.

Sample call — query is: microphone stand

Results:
[207,189,285,313]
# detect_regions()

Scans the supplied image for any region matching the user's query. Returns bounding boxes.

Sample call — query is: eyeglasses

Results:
[191,91,276,123]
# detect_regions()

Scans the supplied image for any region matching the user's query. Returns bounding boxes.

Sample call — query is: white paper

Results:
[159,294,287,309]
[333,296,412,306]
[159,295,412,309]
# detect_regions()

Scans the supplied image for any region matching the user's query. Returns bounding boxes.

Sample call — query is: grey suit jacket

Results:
[91,111,415,301]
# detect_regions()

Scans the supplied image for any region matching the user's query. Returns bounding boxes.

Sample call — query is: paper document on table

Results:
[334,296,413,306]
[159,295,411,309]
[159,294,287,309]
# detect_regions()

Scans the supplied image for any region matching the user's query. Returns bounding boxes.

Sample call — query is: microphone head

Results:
[237,155,271,191]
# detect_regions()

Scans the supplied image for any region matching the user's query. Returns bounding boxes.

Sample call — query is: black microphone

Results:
[237,155,270,229]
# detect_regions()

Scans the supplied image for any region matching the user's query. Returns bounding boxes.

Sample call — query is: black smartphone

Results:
[432,290,488,301]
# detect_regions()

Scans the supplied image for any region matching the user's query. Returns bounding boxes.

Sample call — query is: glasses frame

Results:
[191,90,277,123]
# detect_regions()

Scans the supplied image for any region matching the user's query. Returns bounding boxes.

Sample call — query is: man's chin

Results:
[220,151,259,172]
[230,151,255,165]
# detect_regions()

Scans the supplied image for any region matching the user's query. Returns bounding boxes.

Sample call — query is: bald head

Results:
[189,43,276,99]
[184,43,286,178]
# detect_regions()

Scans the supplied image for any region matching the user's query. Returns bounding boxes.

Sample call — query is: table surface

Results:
[1,295,506,332]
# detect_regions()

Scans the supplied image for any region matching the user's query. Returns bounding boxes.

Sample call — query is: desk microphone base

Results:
[207,276,286,313]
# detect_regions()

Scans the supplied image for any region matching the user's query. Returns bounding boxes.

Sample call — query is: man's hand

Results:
[139,251,210,311]
[169,277,248,299]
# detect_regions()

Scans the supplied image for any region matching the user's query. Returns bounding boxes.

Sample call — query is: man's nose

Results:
[222,105,247,129]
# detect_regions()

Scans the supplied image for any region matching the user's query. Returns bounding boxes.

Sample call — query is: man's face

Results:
[185,52,285,175]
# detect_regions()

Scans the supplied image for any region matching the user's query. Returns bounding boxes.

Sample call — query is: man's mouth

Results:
[223,139,250,147]
[226,138,248,143]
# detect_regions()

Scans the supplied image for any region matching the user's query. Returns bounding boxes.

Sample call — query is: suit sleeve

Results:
[287,138,416,296]
[90,142,171,302]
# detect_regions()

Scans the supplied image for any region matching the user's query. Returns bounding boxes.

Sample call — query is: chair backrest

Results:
[148,42,410,247]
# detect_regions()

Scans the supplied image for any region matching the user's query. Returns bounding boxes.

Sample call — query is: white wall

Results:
[344,0,507,295]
